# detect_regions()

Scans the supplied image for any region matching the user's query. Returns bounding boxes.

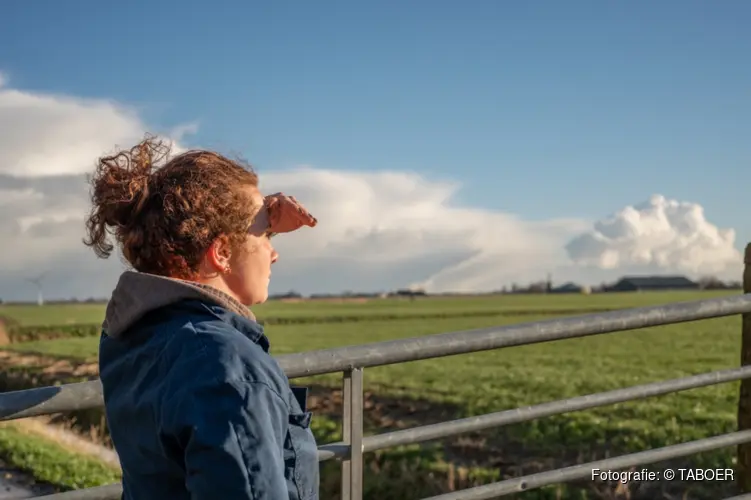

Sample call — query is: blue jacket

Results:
[98,271,320,499]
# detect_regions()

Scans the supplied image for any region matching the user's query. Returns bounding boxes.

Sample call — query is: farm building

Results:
[608,276,699,292]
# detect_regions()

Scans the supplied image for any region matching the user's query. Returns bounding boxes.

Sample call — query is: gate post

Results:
[341,368,364,500]
[737,243,751,492]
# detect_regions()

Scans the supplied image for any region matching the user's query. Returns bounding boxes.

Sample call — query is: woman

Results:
[85,136,320,499]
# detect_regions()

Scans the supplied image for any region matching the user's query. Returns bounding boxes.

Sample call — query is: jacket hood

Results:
[102,271,256,338]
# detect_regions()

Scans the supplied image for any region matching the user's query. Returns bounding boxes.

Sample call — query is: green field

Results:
[0,290,746,499]
[0,290,736,326]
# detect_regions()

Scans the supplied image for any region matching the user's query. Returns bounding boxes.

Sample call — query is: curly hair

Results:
[83,135,259,279]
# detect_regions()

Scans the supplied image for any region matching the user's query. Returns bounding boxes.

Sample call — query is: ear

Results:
[205,235,233,273]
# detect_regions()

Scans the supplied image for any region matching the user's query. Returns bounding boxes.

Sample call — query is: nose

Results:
[271,247,279,264]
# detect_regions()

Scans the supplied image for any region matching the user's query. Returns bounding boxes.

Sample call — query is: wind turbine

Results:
[27,271,48,306]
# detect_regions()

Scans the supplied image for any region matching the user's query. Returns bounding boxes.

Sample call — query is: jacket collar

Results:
[103,270,259,339]
[192,300,270,351]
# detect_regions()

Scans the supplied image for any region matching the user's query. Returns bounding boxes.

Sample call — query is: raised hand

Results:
[264,192,317,234]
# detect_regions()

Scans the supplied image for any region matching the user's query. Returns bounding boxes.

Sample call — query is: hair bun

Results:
[84,136,169,257]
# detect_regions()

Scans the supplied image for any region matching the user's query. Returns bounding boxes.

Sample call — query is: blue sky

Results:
[0,1,749,299]
[3,0,749,230]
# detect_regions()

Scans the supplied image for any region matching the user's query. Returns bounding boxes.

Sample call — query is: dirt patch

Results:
[0,319,9,347]
[0,457,57,499]
[0,351,97,378]
[303,385,739,499]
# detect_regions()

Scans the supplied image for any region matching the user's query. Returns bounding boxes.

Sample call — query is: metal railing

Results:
[1,245,751,499]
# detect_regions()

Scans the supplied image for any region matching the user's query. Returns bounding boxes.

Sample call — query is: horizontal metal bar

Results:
[318,443,348,461]
[34,425,751,500]
[363,365,751,452]
[312,366,751,462]
[35,445,354,499]
[422,430,751,500]
[41,482,751,500]
[35,483,122,500]
[0,380,104,421]
[1,295,749,420]
[278,293,751,378]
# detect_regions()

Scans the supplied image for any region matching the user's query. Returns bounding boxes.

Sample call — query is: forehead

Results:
[245,186,270,232]
[246,186,264,206]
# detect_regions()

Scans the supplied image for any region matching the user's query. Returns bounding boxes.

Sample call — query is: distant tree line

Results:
[1,275,742,306]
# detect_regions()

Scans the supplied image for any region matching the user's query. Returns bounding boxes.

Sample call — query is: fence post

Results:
[340,368,364,500]
[738,243,751,492]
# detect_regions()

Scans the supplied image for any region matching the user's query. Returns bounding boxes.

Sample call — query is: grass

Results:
[0,304,107,327]
[0,290,736,326]
[0,423,120,491]
[12,312,742,424]
[0,290,745,498]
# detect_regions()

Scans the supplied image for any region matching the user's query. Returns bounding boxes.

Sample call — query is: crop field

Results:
[0,290,746,499]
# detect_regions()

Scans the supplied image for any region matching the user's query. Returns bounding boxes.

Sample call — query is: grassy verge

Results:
[0,422,120,491]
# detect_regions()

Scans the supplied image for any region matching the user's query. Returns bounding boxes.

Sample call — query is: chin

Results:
[248,289,269,306]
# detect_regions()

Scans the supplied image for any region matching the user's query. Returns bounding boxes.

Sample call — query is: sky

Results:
[0,0,749,301]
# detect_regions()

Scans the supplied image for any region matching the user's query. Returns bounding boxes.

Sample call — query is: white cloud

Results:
[0,73,193,178]
[0,187,42,207]
[565,194,743,279]
[0,76,743,301]
[258,168,589,293]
